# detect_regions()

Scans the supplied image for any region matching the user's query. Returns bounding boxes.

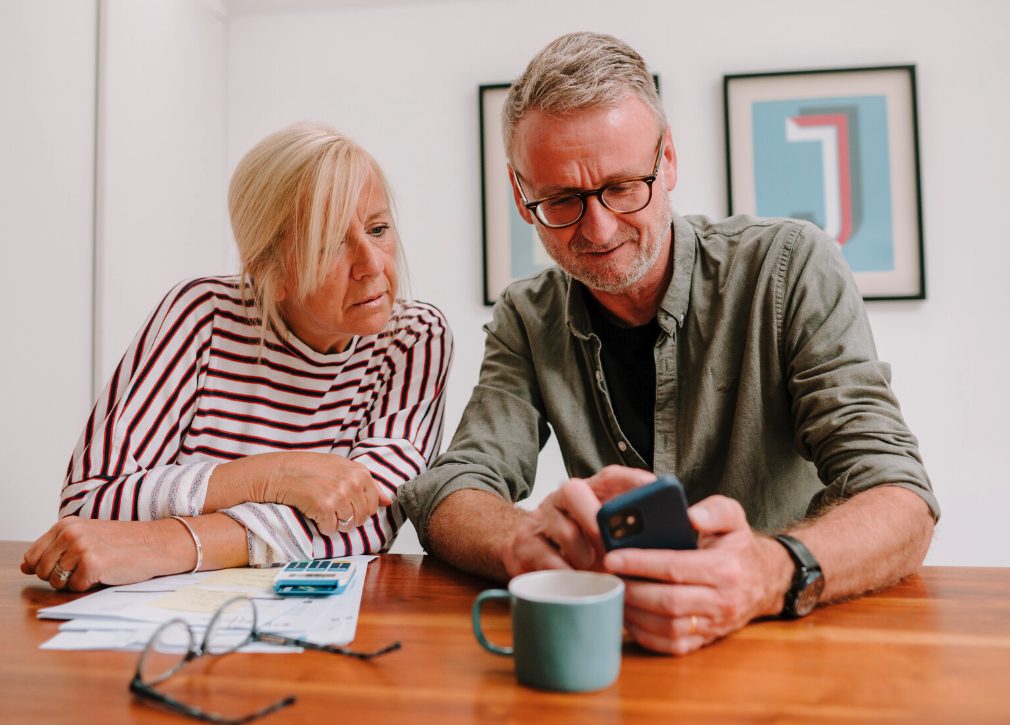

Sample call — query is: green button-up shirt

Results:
[399,213,938,548]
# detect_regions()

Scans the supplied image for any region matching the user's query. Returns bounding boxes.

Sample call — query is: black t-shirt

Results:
[585,294,660,466]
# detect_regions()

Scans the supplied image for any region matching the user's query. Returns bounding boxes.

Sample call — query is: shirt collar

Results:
[565,211,696,339]
[657,211,696,334]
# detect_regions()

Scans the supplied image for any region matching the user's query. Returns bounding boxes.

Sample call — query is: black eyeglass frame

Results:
[513,137,666,229]
[129,595,401,724]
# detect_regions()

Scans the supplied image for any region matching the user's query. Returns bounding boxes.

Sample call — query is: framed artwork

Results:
[724,66,925,300]
[479,83,553,306]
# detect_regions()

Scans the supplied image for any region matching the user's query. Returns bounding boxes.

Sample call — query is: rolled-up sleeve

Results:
[779,224,940,519]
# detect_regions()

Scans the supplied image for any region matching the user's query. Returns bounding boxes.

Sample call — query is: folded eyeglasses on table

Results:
[130,595,400,724]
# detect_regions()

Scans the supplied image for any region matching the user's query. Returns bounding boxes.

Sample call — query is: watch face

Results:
[794,571,826,617]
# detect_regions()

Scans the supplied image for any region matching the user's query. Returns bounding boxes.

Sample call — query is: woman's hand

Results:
[211,451,393,535]
[21,518,189,591]
[265,452,392,534]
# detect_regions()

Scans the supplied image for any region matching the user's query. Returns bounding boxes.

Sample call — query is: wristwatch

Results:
[773,534,825,618]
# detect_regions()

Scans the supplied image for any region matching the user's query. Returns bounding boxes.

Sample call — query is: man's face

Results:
[509,96,677,295]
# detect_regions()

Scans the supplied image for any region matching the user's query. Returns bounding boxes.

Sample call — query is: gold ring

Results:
[688,614,698,636]
[53,563,72,584]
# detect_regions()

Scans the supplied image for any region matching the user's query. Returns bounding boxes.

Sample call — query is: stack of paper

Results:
[37,555,375,652]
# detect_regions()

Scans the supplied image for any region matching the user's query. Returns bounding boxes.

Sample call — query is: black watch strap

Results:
[775,534,819,570]
[774,534,824,618]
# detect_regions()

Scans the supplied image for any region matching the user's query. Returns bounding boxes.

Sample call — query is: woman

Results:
[22,122,452,590]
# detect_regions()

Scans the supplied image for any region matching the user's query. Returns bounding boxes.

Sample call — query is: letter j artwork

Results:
[752,95,894,274]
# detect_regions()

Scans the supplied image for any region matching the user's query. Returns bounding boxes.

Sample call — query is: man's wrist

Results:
[771,533,826,618]
[496,523,527,579]
[755,534,795,618]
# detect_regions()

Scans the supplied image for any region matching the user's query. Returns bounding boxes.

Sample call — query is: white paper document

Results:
[37,556,375,652]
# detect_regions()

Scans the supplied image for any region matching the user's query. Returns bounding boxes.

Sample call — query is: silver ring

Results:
[338,516,353,528]
[53,562,72,584]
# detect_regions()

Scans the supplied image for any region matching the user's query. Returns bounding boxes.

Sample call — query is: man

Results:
[398,32,938,655]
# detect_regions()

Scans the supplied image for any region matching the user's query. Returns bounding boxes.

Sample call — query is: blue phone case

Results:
[596,475,697,551]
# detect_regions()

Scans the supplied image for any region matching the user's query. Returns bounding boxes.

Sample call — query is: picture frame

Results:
[479,82,552,306]
[724,66,925,300]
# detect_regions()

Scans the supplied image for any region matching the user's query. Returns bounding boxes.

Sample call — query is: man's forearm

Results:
[785,485,935,606]
[425,489,526,582]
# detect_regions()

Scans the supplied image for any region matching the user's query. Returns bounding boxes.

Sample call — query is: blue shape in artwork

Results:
[508,191,550,279]
[752,95,894,273]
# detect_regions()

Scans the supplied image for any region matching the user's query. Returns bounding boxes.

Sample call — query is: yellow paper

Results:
[202,567,279,589]
[151,586,246,613]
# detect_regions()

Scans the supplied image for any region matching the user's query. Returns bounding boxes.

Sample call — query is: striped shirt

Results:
[60,276,452,565]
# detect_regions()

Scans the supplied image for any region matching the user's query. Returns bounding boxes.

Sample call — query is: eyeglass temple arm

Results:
[510,167,538,209]
[131,677,295,725]
[255,632,402,659]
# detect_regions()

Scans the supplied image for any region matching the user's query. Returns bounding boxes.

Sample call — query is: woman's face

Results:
[278,176,399,354]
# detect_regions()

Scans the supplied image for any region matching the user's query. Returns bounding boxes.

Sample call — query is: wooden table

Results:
[2,541,1009,723]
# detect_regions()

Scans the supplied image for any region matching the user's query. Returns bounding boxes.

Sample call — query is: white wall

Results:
[0,0,229,541]
[97,0,230,385]
[0,1,96,540]
[227,0,1010,564]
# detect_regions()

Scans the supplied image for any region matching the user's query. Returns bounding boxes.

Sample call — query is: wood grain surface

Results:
[2,541,1008,723]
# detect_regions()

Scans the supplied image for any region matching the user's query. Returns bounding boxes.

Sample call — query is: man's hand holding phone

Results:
[499,466,654,576]
[503,465,788,657]
[595,476,788,657]
[596,475,697,552]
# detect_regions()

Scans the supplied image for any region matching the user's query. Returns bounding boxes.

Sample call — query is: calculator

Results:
[273,559,357,597]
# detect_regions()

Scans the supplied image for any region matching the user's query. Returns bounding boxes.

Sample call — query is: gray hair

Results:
[502,32,667,162]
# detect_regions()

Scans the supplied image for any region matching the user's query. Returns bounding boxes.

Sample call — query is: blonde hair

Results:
[228,122,403,342]
[502,32,667,162]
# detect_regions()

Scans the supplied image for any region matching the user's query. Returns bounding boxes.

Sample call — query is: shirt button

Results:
[595,370,604,382]
[617,441,628,452]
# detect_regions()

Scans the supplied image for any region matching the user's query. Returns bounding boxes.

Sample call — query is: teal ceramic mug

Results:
[472,570,624,692]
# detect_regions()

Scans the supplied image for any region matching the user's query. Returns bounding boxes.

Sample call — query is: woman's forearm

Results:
[203,451,388,539]
[203,454,281,512]
[152,512,249,575]
[23,514,251,591]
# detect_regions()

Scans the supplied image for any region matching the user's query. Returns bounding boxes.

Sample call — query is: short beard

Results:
[537,202,673,294]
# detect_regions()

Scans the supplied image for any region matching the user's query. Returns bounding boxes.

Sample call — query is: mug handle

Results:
[472,589,513,656]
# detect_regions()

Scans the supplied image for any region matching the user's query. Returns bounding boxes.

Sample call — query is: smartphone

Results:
[273,559,357,597]
[596,475,697,551]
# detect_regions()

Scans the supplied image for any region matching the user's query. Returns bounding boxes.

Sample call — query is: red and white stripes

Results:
[60,276,451,565]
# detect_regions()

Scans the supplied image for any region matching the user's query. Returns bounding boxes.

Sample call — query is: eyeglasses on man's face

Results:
[514,137,666,229]
[130,595,400,724]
